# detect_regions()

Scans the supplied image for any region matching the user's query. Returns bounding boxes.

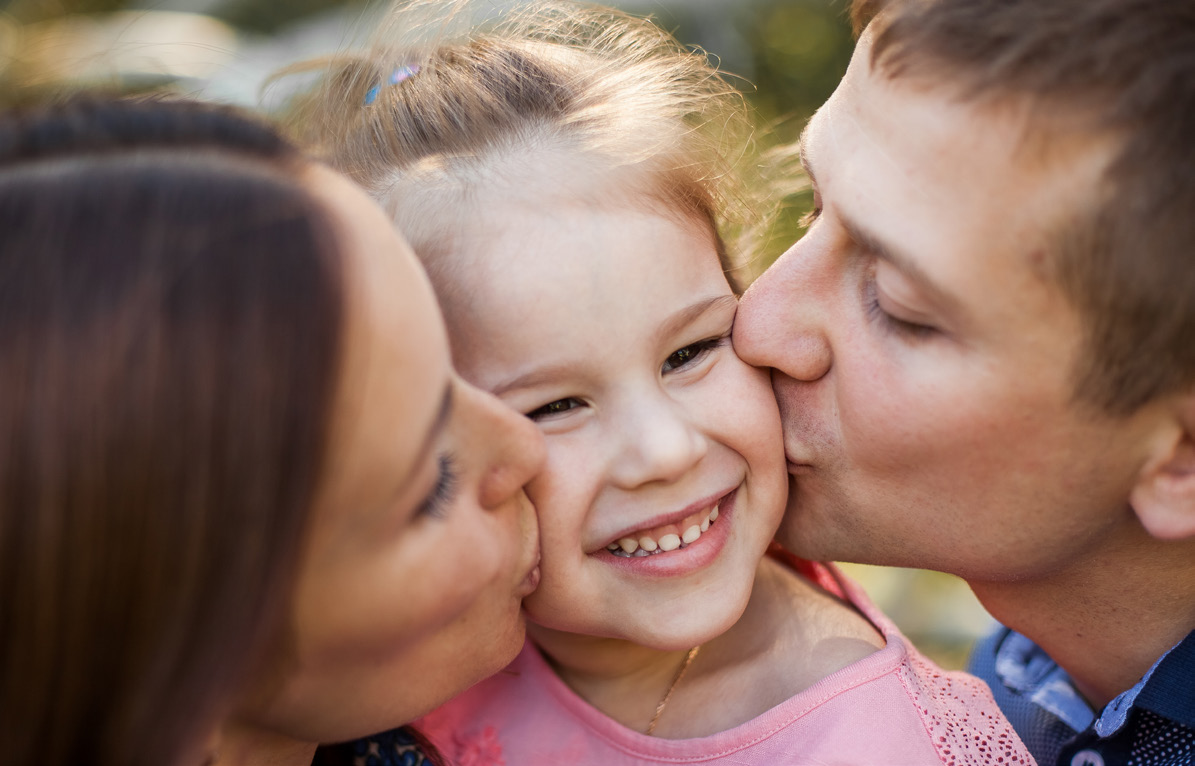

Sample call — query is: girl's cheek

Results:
[716,356,780,418]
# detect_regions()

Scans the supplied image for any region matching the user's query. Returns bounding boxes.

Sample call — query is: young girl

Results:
[289,2,1033,763]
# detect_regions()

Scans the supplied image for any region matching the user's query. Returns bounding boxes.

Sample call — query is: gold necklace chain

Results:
[644,645,702,736]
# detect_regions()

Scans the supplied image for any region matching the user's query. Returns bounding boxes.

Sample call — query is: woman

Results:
[0,96,543,766]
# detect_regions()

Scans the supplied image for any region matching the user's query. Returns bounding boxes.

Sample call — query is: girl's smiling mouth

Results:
[595,487,737,566]
[605,501,721,557]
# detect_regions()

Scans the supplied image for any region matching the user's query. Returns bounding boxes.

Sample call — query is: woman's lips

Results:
[516,492,541,597]
[517,544,541,597]
[518,560,541,597]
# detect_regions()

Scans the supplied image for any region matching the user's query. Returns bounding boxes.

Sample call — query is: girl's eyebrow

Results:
[490,362,578,397]
[491,296,738,397]
[653,294,739,346]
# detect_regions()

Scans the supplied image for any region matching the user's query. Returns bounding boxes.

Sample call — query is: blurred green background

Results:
[0,0,996,669]
[0,0,851,125]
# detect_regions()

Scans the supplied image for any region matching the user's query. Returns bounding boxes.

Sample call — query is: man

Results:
[734,1,1195,764]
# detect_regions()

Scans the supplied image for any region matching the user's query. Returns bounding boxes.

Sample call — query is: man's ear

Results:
[1130,394,1195,541]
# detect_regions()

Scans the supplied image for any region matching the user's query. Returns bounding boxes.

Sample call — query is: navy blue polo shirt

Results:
[968,628,1195,766]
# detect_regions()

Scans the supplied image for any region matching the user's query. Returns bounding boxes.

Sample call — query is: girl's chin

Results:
[625,605,749,650]
[526,591,752,652]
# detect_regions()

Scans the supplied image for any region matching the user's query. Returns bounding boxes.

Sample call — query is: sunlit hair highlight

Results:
[281,0,767,289]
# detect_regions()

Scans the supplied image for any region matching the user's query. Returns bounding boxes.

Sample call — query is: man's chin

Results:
[773,499,835,560]
[773,492,879,565]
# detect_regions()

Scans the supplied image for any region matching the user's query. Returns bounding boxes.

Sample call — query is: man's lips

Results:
[785,450,813,472]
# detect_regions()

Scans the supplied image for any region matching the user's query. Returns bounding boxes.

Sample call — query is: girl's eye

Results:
[416,454,458,519]
[526,397,583,422]
[662,336,725,373]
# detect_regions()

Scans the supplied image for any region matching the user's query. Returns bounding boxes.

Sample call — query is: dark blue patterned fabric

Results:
[970,628,1195,766]
[311,727,434,766]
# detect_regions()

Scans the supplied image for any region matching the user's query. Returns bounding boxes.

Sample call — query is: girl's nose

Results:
[609,396,707,490]
[734,239,833,384]
[463,381,546,511]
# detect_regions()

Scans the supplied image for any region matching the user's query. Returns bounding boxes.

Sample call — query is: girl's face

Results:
[439,196,788,651]
[235,169,544,744]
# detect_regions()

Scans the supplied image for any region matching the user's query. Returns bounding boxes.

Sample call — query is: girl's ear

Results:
[1130,394,1195,540]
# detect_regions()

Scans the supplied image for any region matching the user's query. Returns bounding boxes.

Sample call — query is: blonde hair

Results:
[281,0,767,287]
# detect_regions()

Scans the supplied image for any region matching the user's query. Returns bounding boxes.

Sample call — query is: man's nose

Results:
[734,238,833,383]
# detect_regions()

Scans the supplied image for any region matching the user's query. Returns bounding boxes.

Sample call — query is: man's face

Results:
[734,33,1164,583]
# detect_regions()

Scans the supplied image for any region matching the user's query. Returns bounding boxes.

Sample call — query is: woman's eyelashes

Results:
[416,454,458,519]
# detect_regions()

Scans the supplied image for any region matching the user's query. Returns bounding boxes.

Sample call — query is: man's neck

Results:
[970,531,1195,708]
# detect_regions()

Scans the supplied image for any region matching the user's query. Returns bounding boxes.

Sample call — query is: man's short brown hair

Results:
[851,0,1195,415]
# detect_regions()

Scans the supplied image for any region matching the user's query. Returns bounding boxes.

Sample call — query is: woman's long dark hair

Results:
[0,97,346,766]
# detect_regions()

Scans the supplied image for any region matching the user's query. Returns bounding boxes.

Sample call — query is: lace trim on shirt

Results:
[899,650,1034,765]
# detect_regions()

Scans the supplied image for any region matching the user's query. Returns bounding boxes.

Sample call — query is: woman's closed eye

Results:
[526,397,584,422]
[416,454,458,519]
[662,336,727,373]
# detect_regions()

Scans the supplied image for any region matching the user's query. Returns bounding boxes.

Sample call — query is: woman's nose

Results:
[734,239,833,384]
[465,382,546,511]
[609,396,707,490]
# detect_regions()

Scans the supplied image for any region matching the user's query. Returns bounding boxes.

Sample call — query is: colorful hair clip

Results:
[364,64,421,105]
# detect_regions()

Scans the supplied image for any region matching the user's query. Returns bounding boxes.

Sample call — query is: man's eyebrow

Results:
[798,123,818,187]
[799,117,960,315]
[836,209,962,314]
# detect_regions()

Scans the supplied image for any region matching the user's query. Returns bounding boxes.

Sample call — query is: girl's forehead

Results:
[450,200,725,320]
[437,202,733,394]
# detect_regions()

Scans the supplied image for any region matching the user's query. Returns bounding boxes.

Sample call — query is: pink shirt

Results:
[418,559,1035,765]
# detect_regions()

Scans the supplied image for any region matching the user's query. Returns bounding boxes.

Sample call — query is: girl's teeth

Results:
[605,500,722,557]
